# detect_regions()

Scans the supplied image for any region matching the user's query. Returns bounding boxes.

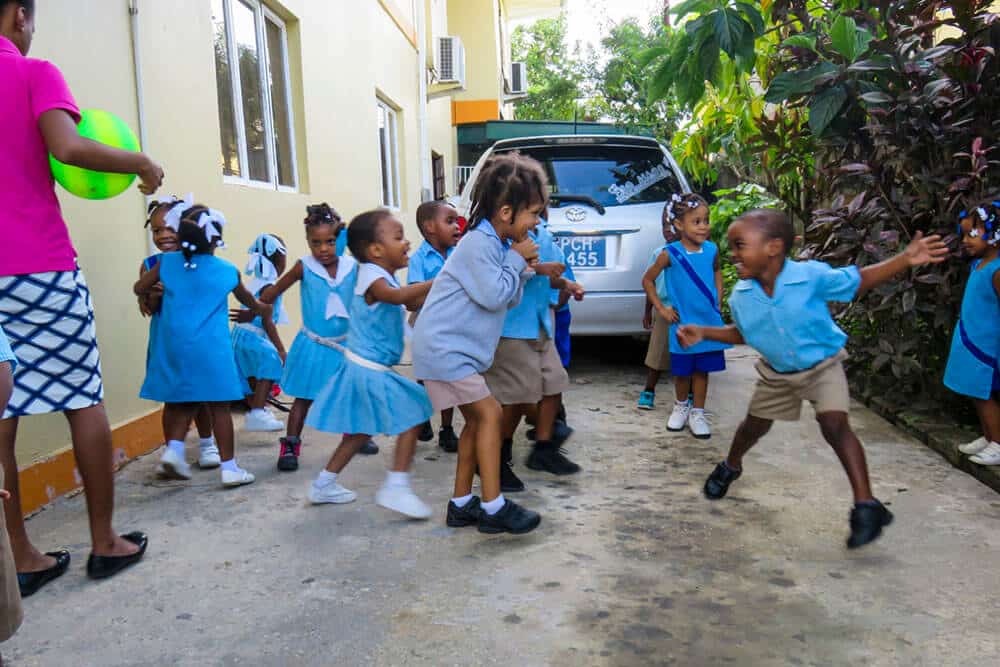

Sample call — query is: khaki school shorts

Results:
[0,466,23,642]
[644,312,671,371]
[484,336,570,405]
[748,349,850,421]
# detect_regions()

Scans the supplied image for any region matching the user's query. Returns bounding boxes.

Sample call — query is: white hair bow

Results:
[162,193,195,232]
[195,209,228,247]
[245,234,287,283]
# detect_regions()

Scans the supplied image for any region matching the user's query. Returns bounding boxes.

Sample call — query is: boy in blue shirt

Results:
[409,201,461,451]
[678,209,947,549]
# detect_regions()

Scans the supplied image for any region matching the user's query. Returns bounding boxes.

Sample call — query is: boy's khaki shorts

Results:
[644,312,671,372]
[0,466,23,643]
[484,336,570,405]
[748,350,850,421]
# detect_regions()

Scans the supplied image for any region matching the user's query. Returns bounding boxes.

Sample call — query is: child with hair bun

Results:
[135,204,271,488]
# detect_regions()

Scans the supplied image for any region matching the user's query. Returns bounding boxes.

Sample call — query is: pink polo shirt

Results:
[0,35,81,277]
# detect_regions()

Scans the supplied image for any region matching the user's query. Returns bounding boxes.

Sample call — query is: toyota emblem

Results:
[565,207,587,222]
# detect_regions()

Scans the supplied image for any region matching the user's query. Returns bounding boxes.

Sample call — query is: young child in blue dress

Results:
[141,197,219,470]
[409,200,461,452]
[412,152,544,534]
[946,203,1000,465]
[232,233,287,433]
[305,209,435,518]
[245,204,376,472]
[135,203,271,488]
[678,209,947,548]
[638,202,677,410]
[643,193,730,439]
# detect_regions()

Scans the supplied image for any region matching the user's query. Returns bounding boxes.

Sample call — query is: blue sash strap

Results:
[667,245,719,314]
[959,319,996,368]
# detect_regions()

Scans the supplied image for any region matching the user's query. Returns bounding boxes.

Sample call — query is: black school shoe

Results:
[526,441,581,476]
[446,496,483,527]
[86,532,148,580]
[438,426,459,453]
[17,549,70,597]
[418,421,434,442]
[847,500,894,549]
[478,500,541,534]
[704,461,742,500]
[276,437,300,471]
[359,439,379,455]
[526,419,574,447]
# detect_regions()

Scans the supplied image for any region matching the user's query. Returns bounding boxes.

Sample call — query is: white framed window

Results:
[377,99,401,209]
[212,0,298,191]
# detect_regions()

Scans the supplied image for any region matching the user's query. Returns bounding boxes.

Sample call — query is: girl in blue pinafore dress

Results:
[135,204,271,488]
[231,233,288,433]
[242,204,374,473]
[305,210,435,519]
[642,193,730,440]
[944,204,1000,465]
[141,197,219,469]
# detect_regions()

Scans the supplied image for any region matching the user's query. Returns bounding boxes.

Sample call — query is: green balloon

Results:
[49,109,141,200]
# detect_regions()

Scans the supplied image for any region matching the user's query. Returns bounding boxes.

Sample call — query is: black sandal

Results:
[86,532,148,580]
[17,549,70,598]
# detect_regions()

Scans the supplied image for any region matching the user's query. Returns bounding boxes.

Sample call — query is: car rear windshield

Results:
[495,144,681,208]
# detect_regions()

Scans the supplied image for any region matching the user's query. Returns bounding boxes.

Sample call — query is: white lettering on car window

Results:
[607,161,671,204]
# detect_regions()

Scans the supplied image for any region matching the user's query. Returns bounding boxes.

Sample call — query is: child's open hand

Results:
[566,281,585,301]
[512,238,539,264]
[643,311,653,330]
[0,489,10,501]
[905,231,949,267]
[676,324,703,348]
[229,308,255,324]
[657,305,679,323]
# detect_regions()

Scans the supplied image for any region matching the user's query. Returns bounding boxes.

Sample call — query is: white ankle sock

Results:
[166,440,185,457]
[250,408,268,417]
[386,471,410,488]
[451,494,473,507]
[691,408,705,414]
[481,494,506,515]
[675,400,688,407]
[199,436,216,448]
[316,470,338,485]
[220,459,239,473]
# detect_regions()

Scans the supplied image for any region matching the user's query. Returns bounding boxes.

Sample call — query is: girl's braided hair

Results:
[961,201,1000,246]
[175,205,225,268]
[663,192,709,229]
[305,203,342,228]
[468,152,549,230]
[145,197,186,228]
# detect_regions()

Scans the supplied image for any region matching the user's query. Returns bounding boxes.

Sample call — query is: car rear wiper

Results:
[548,194,606,215]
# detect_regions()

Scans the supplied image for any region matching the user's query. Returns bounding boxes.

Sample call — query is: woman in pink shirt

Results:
[0,0,164,596]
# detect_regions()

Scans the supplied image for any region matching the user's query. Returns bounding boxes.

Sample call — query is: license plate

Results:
[555,236,606,268]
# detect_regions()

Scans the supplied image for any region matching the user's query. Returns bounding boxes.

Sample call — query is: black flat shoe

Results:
[17,550,70,598]
[86,532,148,580]
[526,420,574,447]
[478,499,541,534]
[847,500,894,549]
[359,439,379,455]
[525,442,581,475]
[500,461,525,493]
[704,461,741,500]
[446,496,482,527]
[417,421,434,442]
[438,426,459,453]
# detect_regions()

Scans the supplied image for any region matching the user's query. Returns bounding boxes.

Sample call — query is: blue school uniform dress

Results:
[664,240,730,376]
[140,252,246,403]
[407,241,452,283]
[142,253,162,372]
[231,288,285,386]
[281,255,357,401]
[306,263,432,436]
[944,257,1000,399]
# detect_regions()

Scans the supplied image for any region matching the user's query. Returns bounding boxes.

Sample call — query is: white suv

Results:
[457,135,691,335]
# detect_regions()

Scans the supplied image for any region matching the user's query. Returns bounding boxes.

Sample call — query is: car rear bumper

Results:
[565,291,647,336]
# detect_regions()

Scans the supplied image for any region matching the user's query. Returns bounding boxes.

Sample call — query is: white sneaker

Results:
[375,484,432,519]
[308,480,357,505]
[158,447,192,480]
[959,436,989,455]
[689,410,711,439]
[221,467,256,487]
[198,443,221,468]
[969,442,1000,466]
[245,408,283,432]
[667,402,691,432]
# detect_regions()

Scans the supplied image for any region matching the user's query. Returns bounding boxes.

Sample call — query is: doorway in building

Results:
[432,152,446,200]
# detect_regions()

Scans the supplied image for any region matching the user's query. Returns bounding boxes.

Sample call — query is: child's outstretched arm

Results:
[367,279,434,311]
[641,251,677,323]
[230,260,303,324]
[714,252,724,312]
[677,324,744,348]
[857,231,948,296]
[463,236,538,311]
[232,281,276,340]
[134,263,161,296]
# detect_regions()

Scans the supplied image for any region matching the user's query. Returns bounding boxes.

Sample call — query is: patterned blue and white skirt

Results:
[0,268,104,417]
[231,323,284,385]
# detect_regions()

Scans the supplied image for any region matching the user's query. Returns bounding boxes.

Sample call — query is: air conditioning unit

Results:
[509,61,528,95]
[436,36,466,86]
